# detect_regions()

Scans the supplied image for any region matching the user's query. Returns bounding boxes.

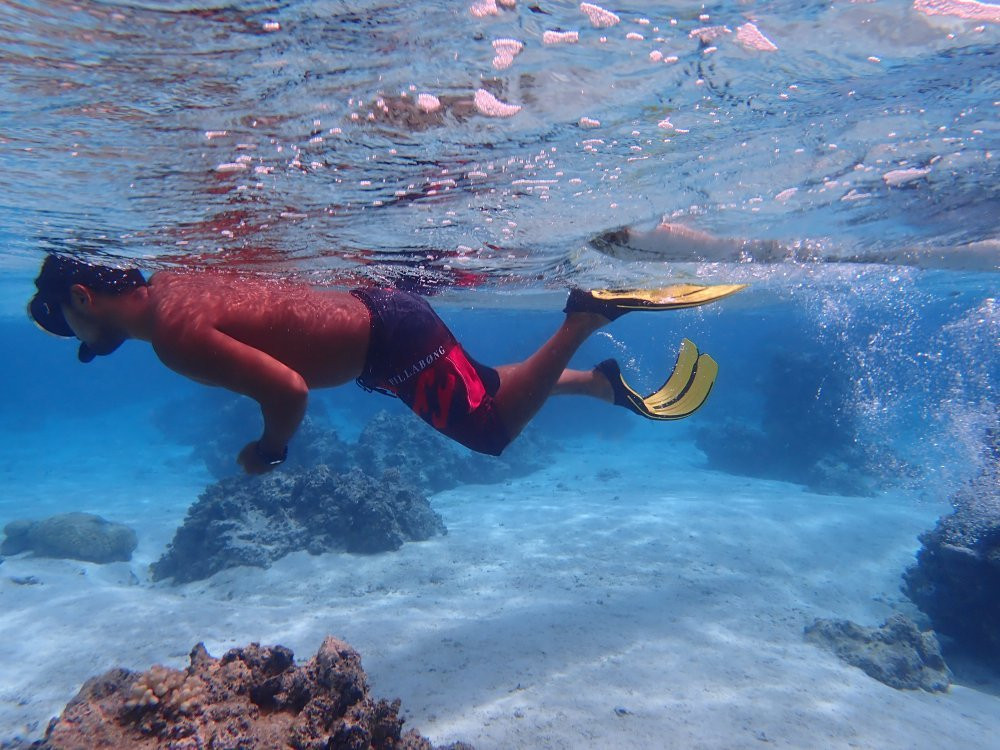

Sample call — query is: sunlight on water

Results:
[0,0,997,290]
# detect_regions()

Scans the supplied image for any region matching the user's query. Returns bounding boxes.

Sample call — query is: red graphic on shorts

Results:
[410,347,486,428]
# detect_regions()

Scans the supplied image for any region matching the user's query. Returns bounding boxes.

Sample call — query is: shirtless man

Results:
[28,255,742,473]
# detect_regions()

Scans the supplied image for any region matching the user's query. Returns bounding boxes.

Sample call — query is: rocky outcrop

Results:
[1,513,137,564]
[804,614,951,692]
[32,636,473,750]
[903,426,1000,665]
[150,466,446,583]
[150,402,553,584]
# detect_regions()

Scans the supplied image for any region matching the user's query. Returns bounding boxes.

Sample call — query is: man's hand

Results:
[238,441,283,475]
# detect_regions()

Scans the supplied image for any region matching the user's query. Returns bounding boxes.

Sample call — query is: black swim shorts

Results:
[350,288,511,456]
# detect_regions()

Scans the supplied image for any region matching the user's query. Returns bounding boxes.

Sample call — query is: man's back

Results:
[147,272,371,388]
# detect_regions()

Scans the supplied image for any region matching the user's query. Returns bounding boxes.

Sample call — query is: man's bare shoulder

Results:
[148,269,326,296]
[144,272,223,348]
[146,269,274,313]
[144,271,217,315]
[147,269,232,292]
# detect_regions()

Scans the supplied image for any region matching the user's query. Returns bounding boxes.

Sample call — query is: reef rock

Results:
[151,466,446,583]
[33,636,473,750]
[0,513,137,564]
[903,427,1000,665]
[804,614,951,692]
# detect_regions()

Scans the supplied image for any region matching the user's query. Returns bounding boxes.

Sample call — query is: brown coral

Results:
[36,636,471,750]
[124,664,205,716]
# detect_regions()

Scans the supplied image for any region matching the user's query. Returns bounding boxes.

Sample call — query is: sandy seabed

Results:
[1,420,998,749]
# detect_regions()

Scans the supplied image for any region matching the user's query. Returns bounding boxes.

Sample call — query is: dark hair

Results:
[28,254,146,338]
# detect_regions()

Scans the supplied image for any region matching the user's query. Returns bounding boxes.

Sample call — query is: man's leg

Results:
[492,312,613,439]
[479,283,746,444]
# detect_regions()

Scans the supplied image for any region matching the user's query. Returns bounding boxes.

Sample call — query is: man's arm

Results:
[153,325,308,471]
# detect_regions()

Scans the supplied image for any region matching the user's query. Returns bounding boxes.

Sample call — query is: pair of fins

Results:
[566,283,745,420]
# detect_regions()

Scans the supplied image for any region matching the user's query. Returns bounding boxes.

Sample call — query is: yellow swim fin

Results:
[594,339,718,421]
[650,352,718,418]
[565,284,746,320]
[642,338,699,410]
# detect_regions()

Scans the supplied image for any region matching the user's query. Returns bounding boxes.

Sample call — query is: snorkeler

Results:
[28,255,744,473]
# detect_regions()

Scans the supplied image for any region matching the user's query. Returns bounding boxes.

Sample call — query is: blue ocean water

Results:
[1,0,999,747]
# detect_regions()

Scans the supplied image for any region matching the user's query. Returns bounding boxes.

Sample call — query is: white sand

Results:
[1,423,999,748]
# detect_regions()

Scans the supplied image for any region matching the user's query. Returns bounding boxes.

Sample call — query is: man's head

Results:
[28,255,146,363]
